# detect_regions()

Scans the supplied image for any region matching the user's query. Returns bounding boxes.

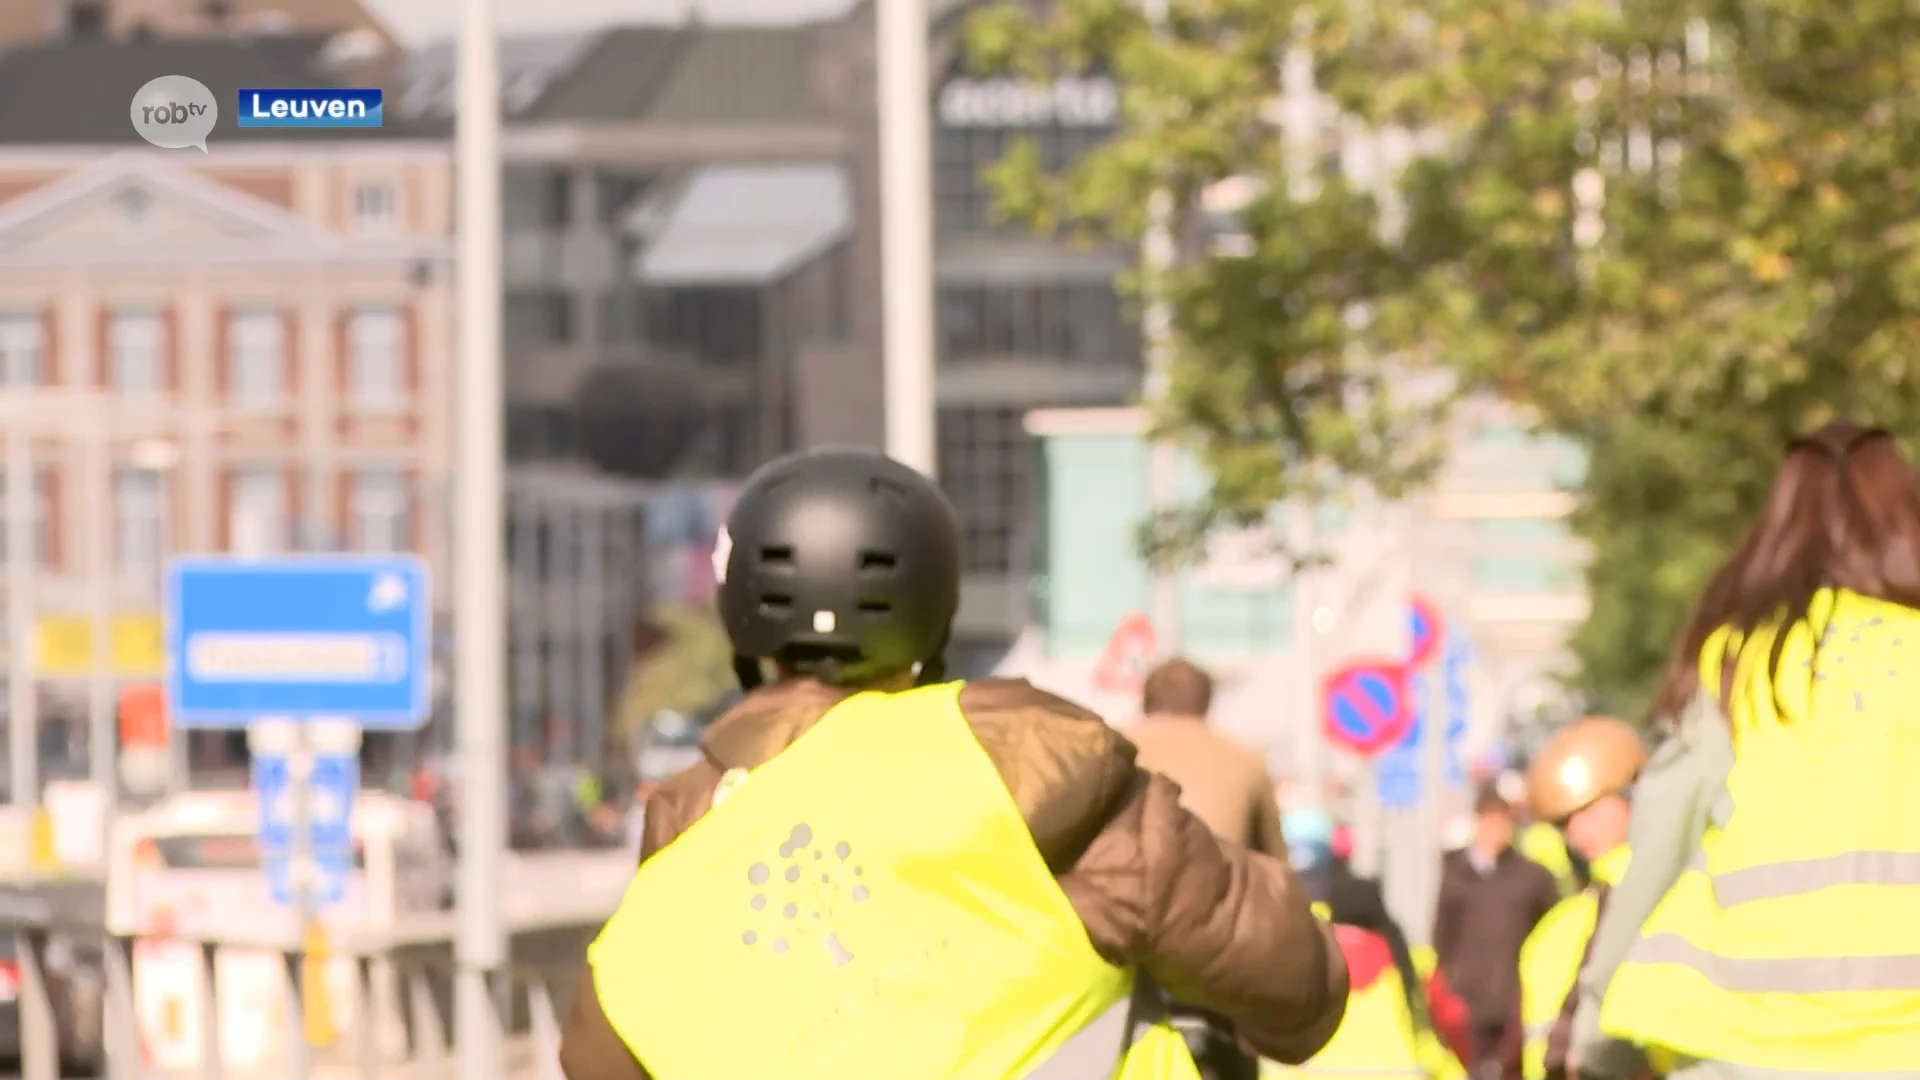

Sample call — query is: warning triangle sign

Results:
[1092,613,1159,694]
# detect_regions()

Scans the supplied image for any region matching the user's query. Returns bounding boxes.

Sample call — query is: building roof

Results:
[640,26,821,125]
[399,24,825,127]
[367,0,859,44]
[398,29,604,120]
[511,27,692,122]
[0,33,447,146]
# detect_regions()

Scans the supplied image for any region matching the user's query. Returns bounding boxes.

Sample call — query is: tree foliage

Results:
[965,0,1920,709]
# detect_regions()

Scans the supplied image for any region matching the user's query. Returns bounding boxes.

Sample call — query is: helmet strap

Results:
[732,655,764,692]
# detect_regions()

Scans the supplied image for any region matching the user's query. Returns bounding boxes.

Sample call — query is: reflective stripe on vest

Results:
[586,682,1204,1080]
[1599,589,1920,1073]
[1713,850,1920,907]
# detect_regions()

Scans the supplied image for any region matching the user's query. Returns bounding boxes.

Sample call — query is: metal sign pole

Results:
[7,421,35,812]
[286,718,314,1080]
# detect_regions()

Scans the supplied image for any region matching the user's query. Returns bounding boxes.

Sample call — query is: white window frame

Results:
[350,179,401,233]
[227,308,288,411]
[229,467,287,556]
[347,306,407,412]
[109,309,167,398]
[113,467,165,578]
[0,468,52,569]
[0,311,44,388]
[349,468,411,553]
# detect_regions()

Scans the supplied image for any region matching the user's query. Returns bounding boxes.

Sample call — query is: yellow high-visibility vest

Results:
[1518,844,1631,1079]
[587,681,1202,1080]
[1518,822,1580,898]
[1601,589,1920,1071]
[1266,911,1460,1080]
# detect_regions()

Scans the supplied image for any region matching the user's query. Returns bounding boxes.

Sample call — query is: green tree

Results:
[966,0,1920,711]
[964,0,1458,552]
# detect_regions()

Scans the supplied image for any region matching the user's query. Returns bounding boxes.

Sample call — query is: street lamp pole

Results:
[875,0,936,476]
[6,415,34,813]
[454,0,508,1076]
[1140,0,1181,655]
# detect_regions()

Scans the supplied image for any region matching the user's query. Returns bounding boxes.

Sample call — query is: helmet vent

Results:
[858,551,897,573]
[759,594,793,617]
[759,545,795,566]
[858,599,892,616]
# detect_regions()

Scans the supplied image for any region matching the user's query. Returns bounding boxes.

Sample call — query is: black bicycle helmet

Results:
[714,448,961,689]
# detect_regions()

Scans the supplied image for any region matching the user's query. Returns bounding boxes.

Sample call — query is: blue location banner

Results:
[236,88,383,128]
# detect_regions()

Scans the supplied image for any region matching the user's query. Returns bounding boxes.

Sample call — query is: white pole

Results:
[85,418,114,823]
[1140,0,1181,655]
[876,0,936,476]
[8,421,35,811]
[157,463,188,794]
[455,0,507,1075]
[1293,502,1325,809]
[579,510,605,770]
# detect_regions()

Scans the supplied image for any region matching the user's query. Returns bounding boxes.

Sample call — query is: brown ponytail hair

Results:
[1647,421,1920,725]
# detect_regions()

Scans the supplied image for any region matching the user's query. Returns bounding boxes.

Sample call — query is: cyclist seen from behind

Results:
[1578,421,1920,1078]
[559,448,1348,1080]
[1515,716,1646,1080]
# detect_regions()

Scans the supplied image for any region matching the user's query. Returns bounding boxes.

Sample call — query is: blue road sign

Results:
[1409,594,1444,669]
[1376,672,1427,809]
[254,747,358,909]
[265,850,352,907]
[1377,635,1475,808]
[1443,637,1472,787]
[168,555,431,729]
[1322,661,1411,756]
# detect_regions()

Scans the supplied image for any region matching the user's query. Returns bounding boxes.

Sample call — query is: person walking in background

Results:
[1516,716,1648,1080]
[1435,784,1562,1080]
[1507,767,1583,898]
[1274,809,1474,1078]
[1125,657,1289,860]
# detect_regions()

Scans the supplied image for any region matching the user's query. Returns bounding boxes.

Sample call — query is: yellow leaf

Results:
[1751,252,1791,283]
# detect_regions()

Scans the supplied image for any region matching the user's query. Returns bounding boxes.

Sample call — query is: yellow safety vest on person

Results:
[585,682,1204,1080]
[1519,845,1631,1080]
[1409,947,1467,1080]
[1518,821,1580,898]
[1263,905,1449,1080]
[1601,588,1920,1072]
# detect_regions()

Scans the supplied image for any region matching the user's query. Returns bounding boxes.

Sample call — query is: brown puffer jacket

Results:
[559,677,1349,1079]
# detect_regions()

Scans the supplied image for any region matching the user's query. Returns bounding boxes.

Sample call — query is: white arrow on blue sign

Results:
[252,747,359,909]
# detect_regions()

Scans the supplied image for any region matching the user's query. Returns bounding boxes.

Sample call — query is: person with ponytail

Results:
[1577,421,1920,1079]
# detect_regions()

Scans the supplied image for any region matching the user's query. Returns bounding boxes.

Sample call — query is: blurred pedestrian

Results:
[1273,808,1473,1079]
[1516,716,1648,1080]
[1434,783,1561,1080]
[1124,658,1288,860]
[561,449,1348,1080]
[1586,421,1920,1078]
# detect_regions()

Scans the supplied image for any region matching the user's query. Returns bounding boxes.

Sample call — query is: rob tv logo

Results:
[237,87,384,129]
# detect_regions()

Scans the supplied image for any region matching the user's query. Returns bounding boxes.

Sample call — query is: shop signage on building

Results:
[936,75,1120,129]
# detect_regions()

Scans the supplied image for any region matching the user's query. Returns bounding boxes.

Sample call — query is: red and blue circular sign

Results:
[1322,661,1412,756]
[1409,593,1443,669]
